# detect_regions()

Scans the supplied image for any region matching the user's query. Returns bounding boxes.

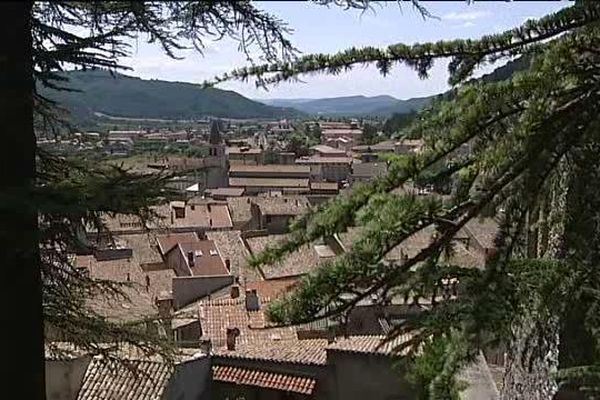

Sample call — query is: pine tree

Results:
[211,1,600,398]
[0,2,296,399]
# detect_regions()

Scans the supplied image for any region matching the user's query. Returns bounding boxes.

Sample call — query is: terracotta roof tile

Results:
[245,235,323,279]
[226,197,253,226]
[77,357,172,400]
[206,230,262,283]
[229,177,309,189]
[198,297,297,348]
[174,241,230,276]
[326,335,412,356]
[215,339,328,365]
[212,365,316,395]
[156,232,198,255]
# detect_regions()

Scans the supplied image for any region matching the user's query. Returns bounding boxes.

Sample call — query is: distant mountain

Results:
[40,69,302,125]
[257,95,413,116]
[257,57,530,118]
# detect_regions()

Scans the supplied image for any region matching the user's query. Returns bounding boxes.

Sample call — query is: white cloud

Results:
[443,11,491,21]
[461,21,476,28]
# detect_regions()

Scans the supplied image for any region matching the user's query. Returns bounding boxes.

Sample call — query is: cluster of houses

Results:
[45,120,501,400]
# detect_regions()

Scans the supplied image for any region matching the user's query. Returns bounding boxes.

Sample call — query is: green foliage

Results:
[361,123,379,145]
[29,0,298,361]
[220,2,600,397]
[39,70,301,126]
[383,112,418,137]
[285,132,317,157]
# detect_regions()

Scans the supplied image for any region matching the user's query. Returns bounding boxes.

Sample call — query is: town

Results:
[4,2,589,400]
[44,116,500,400]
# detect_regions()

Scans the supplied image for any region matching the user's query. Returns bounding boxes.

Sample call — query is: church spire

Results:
[209,119,222,145]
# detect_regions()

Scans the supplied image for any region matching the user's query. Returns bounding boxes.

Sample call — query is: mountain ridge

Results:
[40,69,302,126]
[256,57,529,117]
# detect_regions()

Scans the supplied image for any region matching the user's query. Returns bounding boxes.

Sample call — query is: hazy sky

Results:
[121,1,569,100]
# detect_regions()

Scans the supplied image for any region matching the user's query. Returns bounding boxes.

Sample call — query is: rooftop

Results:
[199,297,298,348]
[245,234,326,279]
[156,232,199,255]
[226,147,263,155]
[76,255,163,322]
[295,156,354,164]
[254,195,310,216]
[173,241,230,276]
[337,225,485,269]
[229,164,310,174]
[310,181,339,191]
[327,335,412,357]
[206,230,262,283]
[204,187,245,198]
[77,357,171,400]
[215,338,329,365]
[229,177,310,189]
[463,218,499,250]
[226,197,253,225]
[212,365,316,396]
[321,129,362,136]
[351,162,388,178]
[311,144,347,155]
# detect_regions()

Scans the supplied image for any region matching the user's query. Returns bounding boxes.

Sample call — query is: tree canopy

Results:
[212,2,600,399]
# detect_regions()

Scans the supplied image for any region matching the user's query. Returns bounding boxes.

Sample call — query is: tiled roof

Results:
[463,218,499,250]
[311,144,347,155]
[205,187,246,197]
[77,357,172,400]
[229,177,310,189]
[327,335,412,356]
[207,230,262,283]
[212,365,316,395]
[254,196,310,216]
[76,255,159,322]
[245,234,323,279]
[321,129,362,136]
[226,147,263,155]
[120,233,164,266]
[156,232,198,255]
[229,164,310,174]
[99,201,233,233]
[198,297,297,348]
[215,339,328,365]
[296,156,354,164]
[175,241,230,276]
[337,226,485,269]
[226,197,253,226]
[310,181,339,191]
[246,276,299,299]
[351,162,388,178]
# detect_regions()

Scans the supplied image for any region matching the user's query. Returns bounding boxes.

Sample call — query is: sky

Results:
[121,1,570,100]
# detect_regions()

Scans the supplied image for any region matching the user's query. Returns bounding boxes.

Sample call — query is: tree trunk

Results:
[500,159,570,400]
[0,2,44,399]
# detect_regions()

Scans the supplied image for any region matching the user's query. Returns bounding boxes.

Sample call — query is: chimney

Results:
[245,289,260,311]
[230,285,240,299]
[199,339,212,354]
[187,251,195,267]
[155,293,173,319]
[326,328,336,344]
[226,327,240,351]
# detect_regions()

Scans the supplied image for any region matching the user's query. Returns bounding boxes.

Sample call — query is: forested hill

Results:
[39,69,302,124]
[258,57,529,117]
